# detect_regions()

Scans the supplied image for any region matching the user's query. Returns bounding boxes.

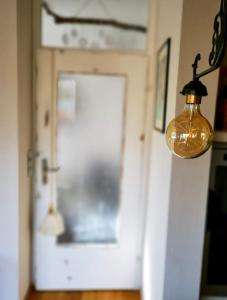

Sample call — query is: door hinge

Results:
[27,149,39,177]
[140,134,145,142]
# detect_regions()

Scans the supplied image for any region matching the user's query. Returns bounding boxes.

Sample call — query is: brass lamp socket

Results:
[186,95,202,104]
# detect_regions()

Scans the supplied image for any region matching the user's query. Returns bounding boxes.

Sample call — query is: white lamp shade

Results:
[39,206,65,236]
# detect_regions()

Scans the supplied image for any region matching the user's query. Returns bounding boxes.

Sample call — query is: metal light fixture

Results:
[166,0,227,159]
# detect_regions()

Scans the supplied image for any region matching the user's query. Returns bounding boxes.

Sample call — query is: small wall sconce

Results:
[166,0,227,159]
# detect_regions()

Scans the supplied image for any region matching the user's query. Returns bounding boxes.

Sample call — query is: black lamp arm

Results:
[193,0,227,81]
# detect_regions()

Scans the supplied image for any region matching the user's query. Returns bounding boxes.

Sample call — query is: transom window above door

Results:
[41,0,149,50]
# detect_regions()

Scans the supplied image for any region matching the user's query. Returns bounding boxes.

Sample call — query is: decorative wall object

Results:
[41,0,149,50]
[154,38,171,133]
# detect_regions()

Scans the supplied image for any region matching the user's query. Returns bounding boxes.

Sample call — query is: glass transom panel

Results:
[41,0,149,50]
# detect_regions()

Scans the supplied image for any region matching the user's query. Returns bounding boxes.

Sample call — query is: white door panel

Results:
[33,49,147,290]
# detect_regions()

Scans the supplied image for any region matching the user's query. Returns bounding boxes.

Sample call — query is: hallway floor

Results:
[26,290,141,300]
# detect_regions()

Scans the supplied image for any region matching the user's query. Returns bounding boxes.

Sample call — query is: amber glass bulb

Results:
[166,103,214,159]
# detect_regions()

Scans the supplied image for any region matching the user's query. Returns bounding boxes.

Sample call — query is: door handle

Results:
[42,158,60,185]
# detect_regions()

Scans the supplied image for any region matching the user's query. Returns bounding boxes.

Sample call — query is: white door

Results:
[33,49,147,290]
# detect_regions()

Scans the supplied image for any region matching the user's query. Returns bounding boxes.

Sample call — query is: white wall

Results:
[143,0,219,300]
[0,1,32,300]
[142,1,183,300]
[163,1,219,299]
[0,1,20,299]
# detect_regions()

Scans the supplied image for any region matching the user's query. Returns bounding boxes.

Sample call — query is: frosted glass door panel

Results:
[56,73,125,244]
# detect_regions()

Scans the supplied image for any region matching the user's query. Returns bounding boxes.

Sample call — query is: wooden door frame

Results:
[31,0,154,290]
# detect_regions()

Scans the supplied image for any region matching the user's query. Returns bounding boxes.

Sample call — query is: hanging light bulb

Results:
[39,204,65,236]
[165,0,227,159]
[166,79,214,158]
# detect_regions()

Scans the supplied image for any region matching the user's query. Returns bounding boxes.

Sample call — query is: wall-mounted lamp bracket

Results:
[181,0,227,97]
[27,149,40,177]
[167,0,226,159]
[193,0,227,81]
